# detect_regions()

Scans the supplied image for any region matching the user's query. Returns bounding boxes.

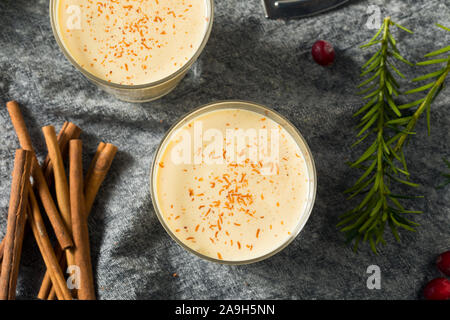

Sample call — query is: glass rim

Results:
[49,0,214,90]
[149,100,318,265]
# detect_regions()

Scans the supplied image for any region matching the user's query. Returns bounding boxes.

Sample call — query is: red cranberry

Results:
[423,278,450,300]
[311,40,335,66]
[437,251,450,276]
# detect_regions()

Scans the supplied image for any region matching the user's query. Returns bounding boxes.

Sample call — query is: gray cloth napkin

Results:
[0,0,449,299]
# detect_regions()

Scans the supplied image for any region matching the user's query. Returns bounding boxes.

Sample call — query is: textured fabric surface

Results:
[0,0,449,299]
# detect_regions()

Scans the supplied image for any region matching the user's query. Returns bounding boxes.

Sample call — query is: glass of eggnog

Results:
[150,101,317,264]
[50,0,213,102]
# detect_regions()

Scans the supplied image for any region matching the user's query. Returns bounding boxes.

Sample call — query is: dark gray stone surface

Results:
[0,0,449,299]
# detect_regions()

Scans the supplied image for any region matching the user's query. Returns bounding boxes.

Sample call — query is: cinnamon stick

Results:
[47,287,56,300]
[0,237,5,266]
[85,142,105,188]
[37,246,65,300]
[39,141,117,299]
[37,272,51,299]
[52,253,66,300]
[42,125,75,268]
[0,149,32,300]
[37,249,58,300]
[85,143,118,215]
[42,122,82,185]
[36,122,80,300]
[0,121,80,274]
[6,101,73,250]
[38,141,103,300]
[70,140,95,299]
[27,187,72,300]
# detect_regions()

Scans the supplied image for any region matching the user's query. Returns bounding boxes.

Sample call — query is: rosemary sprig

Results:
[338,17,419,253]
[340,21,450,253]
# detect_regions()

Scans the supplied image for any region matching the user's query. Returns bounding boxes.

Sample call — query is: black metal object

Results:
[262,0,349,19]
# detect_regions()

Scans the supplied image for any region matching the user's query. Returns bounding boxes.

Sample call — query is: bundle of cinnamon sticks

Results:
[0,101,118,300]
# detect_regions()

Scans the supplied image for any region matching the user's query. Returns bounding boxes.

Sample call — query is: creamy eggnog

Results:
[154,105,313,262]
[56,0,209,85]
